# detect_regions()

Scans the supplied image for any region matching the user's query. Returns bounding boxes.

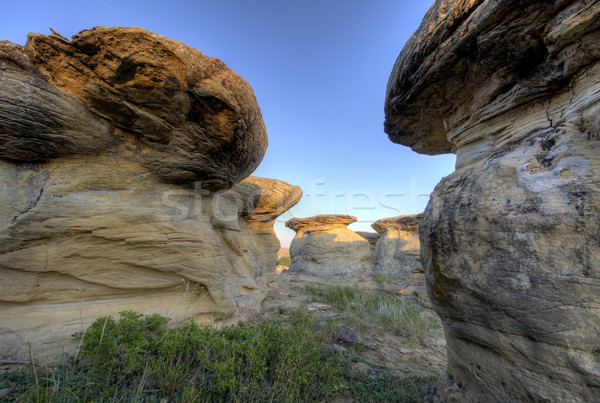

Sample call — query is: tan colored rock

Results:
[396,287,418,297]
[385,1,600,402]
[370,214,424,294]
[0,167,300,360]
[216,177,302,290]
[285,215,371,284]
[0,27,289,361]
[371,214,420,233]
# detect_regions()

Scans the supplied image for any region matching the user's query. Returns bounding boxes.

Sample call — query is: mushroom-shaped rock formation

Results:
[0,27,278,361]
[385,1,600,402]
[370,214,424,296]
[285,215,371,284]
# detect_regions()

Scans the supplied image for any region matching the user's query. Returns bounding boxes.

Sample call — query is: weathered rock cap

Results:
[384,0,600,156]
[0,26,268,189]
[371,213,422,234]
[229,176,303,222]
[286,214,357,232]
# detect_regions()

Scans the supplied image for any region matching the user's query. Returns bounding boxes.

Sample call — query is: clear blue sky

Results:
[1,0,455,246]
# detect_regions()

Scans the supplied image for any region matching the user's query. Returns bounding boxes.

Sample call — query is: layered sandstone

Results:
[385,1,600,401]
[370,214,424,296]
[285,215,371,284]
[0,27,293,361]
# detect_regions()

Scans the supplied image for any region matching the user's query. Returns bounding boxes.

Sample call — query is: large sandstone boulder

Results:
[285,215,371,284]
[370,214,424,296]
[0,27,294,361]
[385,1,600,401]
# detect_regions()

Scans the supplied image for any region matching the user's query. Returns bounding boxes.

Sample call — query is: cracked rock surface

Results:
[385,1,600,401]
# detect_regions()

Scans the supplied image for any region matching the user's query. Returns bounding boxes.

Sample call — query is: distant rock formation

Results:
[385,1,600,401]
[285,214,427,296]
[370,214,424,297]
[285,215,371,285]
[0,27,299,361]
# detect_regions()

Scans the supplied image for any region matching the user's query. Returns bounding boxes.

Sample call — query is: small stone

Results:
[335,326,358,345]
[0,389,12,399]
[398,347,412,355]
[307,302,332,311]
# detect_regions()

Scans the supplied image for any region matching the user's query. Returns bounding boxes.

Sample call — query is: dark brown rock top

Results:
[384,0,600,155]
[285,215,357,232]
[371,214,422,234]
[232,176,303,222]
[0,26,268,189]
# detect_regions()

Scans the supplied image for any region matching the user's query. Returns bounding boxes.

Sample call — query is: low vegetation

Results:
[276,255,291,267]
[0,286,440,402]
[305,284,438,341]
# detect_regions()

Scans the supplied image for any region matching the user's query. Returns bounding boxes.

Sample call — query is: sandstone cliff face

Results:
[370,214,424,296]
[285,215,371,285]
[385,1,600,401]
[0,27,296,361]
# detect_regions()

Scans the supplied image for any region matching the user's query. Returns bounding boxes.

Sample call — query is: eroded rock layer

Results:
[385,1,600,401]
[0,27,287,361]
[285,214,427,295]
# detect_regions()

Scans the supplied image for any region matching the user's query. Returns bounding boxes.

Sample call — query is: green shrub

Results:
[277,255,291,266]
[1,301,439,402]
[3,310,345,402]
[347,373,437,403]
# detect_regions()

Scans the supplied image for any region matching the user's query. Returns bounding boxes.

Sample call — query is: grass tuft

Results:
[277,255,291,267]
[305,284,437,340]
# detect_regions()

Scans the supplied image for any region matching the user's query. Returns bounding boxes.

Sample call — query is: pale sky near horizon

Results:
[1,0,456,246]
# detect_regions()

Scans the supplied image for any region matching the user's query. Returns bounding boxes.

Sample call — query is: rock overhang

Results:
[0,26,268,190]
[384,0,600,165]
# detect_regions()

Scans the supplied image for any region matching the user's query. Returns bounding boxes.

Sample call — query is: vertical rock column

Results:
[384,1,600,401]
[371,214,425,297]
